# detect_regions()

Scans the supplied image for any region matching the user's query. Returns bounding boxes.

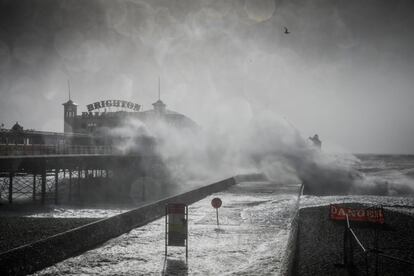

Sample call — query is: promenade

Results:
[34,181,301,275]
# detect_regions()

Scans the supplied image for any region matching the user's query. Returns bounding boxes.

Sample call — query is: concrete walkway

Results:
[34,181,301,275]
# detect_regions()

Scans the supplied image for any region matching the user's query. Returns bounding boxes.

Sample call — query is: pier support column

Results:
[32,174,36,201]
[54,168,59,205]
[78,167,81,200]
[41,169,46,205]
[8,172,13,204]
[68,169,72,202]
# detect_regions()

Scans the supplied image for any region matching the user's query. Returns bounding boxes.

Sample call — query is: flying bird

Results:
[283,27,290,34]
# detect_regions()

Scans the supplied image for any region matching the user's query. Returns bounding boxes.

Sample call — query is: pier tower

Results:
[63,99,77,133]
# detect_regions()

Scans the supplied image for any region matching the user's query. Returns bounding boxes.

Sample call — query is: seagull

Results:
[283,26,290,34]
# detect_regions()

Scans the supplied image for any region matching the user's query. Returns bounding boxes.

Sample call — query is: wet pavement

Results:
[34,181,301,275]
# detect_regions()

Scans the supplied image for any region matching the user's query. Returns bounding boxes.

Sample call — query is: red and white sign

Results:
[329,204,385,224]
[211,198,222,209]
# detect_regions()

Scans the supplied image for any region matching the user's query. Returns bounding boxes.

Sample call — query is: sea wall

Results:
[280,184,303,276]
[293,204,414,276]
[0,177,236,276]
[279,211,299,276]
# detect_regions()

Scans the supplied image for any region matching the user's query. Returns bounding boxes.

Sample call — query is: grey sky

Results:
[0,0,413,154]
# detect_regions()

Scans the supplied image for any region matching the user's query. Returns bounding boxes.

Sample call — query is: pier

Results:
[0,150,160,205]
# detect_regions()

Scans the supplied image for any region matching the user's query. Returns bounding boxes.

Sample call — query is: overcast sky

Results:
[0,0,413,154]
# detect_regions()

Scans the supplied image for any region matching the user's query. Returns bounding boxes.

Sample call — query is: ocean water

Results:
[355,154,414,195]
[302,154,414,213]
[356,154,414,181]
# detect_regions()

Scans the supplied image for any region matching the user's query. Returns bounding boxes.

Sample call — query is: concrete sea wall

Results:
[0,177,236,275]
[293,204,414,276]
[280,211,299,276]
[280,184,303,276]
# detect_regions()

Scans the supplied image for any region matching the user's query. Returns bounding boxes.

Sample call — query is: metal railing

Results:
[0,144,116,156]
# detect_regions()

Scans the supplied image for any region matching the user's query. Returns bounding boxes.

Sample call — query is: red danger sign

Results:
[329,204,385,224]
[211,198,222,209]
[166,203,187,247]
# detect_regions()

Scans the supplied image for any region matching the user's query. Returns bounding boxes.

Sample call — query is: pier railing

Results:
[0,144,116,156]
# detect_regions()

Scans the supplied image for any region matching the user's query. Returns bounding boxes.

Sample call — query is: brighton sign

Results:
[86,100,141,112]
[329,204,385,224]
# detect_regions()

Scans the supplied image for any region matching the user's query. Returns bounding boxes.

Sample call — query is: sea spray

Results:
[105,108,414,197]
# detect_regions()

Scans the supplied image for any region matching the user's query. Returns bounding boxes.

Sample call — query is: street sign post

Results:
[165,203,188,258]
[211,198,222,227]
